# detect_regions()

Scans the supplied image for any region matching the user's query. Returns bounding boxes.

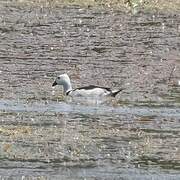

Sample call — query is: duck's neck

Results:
[63,81,72,94]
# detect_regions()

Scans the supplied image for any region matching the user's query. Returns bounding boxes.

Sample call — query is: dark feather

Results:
[110,88,124,97]
[74,85,111,91]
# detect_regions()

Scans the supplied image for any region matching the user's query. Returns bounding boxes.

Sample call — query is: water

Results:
[0,1,180,179]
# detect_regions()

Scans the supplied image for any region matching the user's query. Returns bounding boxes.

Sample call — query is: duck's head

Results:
[52,73,71,87]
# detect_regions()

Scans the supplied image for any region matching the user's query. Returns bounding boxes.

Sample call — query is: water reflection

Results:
[0,99,180,118]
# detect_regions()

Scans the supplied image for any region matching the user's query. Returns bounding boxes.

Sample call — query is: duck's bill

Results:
[52,81,57,87]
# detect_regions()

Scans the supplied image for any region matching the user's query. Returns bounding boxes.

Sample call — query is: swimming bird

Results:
[52,74,123,98]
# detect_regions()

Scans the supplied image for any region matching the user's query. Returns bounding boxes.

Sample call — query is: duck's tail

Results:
[111,88,124,97]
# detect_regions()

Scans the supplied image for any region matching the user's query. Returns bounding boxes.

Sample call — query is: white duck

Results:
[52,74,123,98]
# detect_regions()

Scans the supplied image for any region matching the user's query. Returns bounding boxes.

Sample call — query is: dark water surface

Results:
[0,1,180,179]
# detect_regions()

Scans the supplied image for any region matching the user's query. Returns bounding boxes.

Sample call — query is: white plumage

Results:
[52,74,123,98]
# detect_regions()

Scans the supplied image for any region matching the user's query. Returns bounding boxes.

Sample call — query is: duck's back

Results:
[68,85,112,97]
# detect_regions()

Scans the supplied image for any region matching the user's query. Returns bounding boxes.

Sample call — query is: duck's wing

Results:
[67,85,123,97]
[67,85,112,97]
[74,85,111,91]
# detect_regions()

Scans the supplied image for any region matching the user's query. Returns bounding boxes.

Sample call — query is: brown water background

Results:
[0,1,180,179]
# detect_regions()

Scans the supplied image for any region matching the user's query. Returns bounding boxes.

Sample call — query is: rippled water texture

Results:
[0,1,180,179]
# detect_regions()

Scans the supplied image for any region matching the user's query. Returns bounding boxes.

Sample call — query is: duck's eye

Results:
[57,77,60,79]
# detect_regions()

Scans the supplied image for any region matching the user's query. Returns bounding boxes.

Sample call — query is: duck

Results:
[52,74,123,98]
